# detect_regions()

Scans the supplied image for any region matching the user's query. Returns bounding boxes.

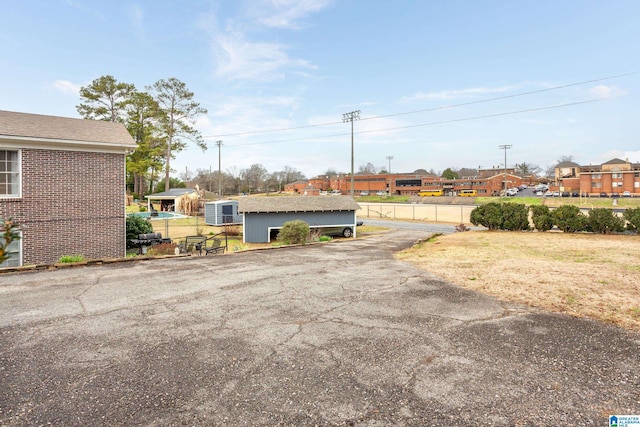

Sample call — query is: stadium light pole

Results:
[216,140,223,196]
[386,155,394,174]
[343,110,361,197]
[498,144,512,194]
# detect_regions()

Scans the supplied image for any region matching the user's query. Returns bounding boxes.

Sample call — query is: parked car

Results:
[552,191,560,197]
[622,191,632,198]
[612,192,620,198]
[571,191,580,197]
[376,191,386,196]
[561,192,570,197]
[536,191,544,196]
[313,226,353,238]
[600,192,608,197]
[360,191,369,196]
[505,188,518,196]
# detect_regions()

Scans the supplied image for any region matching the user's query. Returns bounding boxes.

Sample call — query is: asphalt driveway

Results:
[1,229,638,426]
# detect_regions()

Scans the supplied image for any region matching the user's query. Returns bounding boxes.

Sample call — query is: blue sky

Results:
[2,0,639,179]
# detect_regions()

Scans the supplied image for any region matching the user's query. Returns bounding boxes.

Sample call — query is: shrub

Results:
[470,203,503,230]
[147,242,178,256]
[552,205,587,233]
[623,207,640,232]
[530,205,554,232]
[277,219,310,244]
[0,218,20,265]
[223,224,242,236]
[139,206,147,212]
[126,215,153,248]
[319,235,333,242]
[587,208,625,234]
[501,203,530,231]
[470,202,529,231]
[58,254,85,263]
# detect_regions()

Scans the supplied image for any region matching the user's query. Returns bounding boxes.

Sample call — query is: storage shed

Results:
[238,196,360,243]
[204,200,242,225]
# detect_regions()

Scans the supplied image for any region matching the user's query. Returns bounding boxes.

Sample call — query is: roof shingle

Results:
[0,110,136,148]
[238,196,360,213]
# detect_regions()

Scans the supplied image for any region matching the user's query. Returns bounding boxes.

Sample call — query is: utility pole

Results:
[216,140,223,197]
[342,110,361,197]
[386,155,394,174]
[498,144,512,194]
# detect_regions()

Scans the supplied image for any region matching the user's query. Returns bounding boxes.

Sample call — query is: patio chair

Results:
[203,237,226,255]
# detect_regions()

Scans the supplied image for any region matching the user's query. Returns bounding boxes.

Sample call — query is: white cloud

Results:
[590,84,627,99]
[198,3,325,83]
[402,85,518,102]
[256,0,333,29]
[599,149,640,163]
[213,31,316,81]
[127,4,146,39]
[52,80,81,95]
[199,95,303,140]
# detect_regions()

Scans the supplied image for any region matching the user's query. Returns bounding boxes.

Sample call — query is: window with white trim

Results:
[0,150,20,197]
[0,231,21,268]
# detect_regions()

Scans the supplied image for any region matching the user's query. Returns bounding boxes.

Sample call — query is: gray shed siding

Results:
[243,211,356,243]
[205,201,242,225]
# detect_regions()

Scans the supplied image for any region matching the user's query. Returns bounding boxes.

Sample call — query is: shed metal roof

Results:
[238,196,360,213]
[145,188,197,199]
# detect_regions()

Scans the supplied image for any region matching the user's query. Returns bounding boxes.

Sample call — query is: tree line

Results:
[76,75,207,196]
[77,75,313,197]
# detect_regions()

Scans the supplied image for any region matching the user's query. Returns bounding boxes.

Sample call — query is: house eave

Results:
[0,135,136,154]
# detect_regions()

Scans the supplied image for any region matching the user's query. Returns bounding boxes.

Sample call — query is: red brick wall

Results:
[0,148,125,265]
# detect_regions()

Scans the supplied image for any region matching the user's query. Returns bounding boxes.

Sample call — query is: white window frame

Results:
[0,149,21,198]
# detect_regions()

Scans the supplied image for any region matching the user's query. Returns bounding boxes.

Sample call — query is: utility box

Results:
[204,200,242,225]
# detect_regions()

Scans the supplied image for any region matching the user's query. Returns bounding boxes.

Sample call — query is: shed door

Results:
[222,205,233,223]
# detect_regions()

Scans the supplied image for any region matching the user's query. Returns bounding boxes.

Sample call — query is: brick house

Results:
[283,180,309,194]
[0,110,137,267]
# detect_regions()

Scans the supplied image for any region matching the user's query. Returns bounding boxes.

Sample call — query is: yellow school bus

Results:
[418,189,444,197]
[458,189,477,197]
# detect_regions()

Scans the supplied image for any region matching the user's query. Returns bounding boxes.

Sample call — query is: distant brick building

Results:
[556,158,640,196]
[0,110,137,267]
[304,169,527,196]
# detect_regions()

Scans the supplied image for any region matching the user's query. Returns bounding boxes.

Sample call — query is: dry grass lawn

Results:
[397,231,640,332]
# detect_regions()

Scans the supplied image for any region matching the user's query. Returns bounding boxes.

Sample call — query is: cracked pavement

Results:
[0,229,639,426]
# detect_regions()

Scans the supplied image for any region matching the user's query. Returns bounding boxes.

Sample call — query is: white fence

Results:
[358,202,476,224]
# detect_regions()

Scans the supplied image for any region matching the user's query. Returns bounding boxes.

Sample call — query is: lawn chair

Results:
[179,236,208,255]
[203,237,226,255]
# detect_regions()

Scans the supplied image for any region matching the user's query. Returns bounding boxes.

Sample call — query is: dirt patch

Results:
[397,231,640,331]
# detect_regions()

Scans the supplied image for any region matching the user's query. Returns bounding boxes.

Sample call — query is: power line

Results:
[354,98,606,135]
[217,96,614,148]
[203,71,636,139]
[359,72,636,122]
